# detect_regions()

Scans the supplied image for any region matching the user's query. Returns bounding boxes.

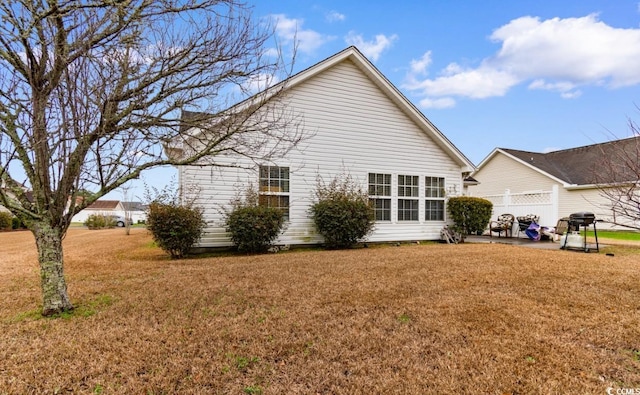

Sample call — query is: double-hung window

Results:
[259,165,290,220]
[398,175,419,221]
[425,176,445,221]
[368,173,391,221]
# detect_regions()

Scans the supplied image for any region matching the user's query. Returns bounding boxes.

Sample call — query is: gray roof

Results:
[121,201,146,211]
[87,200,120,210]
[502,136,640,185]
[180,110,213,133]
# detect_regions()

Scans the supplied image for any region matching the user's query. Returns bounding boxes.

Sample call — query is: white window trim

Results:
[368,172,392,222]
[258,165,291,220]
[398,174,420,222]
[425,176,446,222]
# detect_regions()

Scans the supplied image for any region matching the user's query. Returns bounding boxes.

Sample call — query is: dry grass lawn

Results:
[1,229,639,394]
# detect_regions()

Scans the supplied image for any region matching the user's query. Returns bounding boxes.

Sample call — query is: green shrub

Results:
[146,202,206,259]
[11,216,27,230]
[0,212,12,230]
[225,205,285,253]
[310,175,375,249]
[447,196,493,236]
[84,214,116,229]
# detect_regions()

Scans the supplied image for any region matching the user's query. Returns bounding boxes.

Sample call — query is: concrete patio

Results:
[463,234,601,251]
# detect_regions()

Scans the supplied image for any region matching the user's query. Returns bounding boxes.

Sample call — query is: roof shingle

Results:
[87,200,120,210]
[503,136,640,185]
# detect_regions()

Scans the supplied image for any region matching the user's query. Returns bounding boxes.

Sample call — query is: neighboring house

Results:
[71,200,126,223]
[171,46,475,248]
[468,137,640,229]
[121,201,148,223]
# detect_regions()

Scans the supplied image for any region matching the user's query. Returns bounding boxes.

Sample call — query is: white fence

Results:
[479,186,559,226]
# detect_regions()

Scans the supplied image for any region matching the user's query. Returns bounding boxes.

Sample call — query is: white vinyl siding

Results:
[180,58,466,247]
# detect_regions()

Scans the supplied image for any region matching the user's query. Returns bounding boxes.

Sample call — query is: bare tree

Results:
[0,1,303,315]
[591,118,640,230]
[120,185,133,236]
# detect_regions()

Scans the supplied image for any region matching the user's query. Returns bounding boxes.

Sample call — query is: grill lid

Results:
[569,212,595,225]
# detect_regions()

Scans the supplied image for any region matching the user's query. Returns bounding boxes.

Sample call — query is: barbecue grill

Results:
[561,212,599,252]
[569,212,596,226]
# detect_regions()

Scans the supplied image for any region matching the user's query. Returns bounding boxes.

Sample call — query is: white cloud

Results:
[528,79,581,98]
[270,14,333,55]
[409,51,432,75]
[528,79,576,92]
[407,64,519,99]
[344,32,398,62]
[240,73,280,94]
[561,90,582,99]
[419,97,456,109]
[490,14,640,87]
[326,10,345,23]
[405,14,640,108]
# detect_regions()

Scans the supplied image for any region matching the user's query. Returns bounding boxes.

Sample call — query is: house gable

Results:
[471,149,563,196]
[178,47,474,173]
[86,200,122,211]
[284,58,463,174]
[301,47,474,173]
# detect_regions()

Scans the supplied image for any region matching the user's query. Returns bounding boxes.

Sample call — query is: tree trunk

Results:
[33,222,73,315]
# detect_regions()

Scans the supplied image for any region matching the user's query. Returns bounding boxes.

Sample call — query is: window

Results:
[259,165,290,219]
[368,173,391,221]
[398,175,419,221]
[425,176,445,221]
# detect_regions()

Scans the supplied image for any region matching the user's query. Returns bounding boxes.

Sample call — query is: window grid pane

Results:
[370,198,391,221]
[259,165,290,192]
[398,175,419,197]
[425,199,444,221]
[425,177,445,198]
[398,199,419,221]
[368,173,391,197]
[259,195,290,220]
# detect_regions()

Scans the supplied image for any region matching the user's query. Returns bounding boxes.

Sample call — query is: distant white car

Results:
[110,215,132,227]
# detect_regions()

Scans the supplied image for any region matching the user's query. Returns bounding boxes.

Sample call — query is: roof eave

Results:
[565,181,637,190]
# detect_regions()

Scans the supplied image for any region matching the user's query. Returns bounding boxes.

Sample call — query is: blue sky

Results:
[127,0,640,199]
